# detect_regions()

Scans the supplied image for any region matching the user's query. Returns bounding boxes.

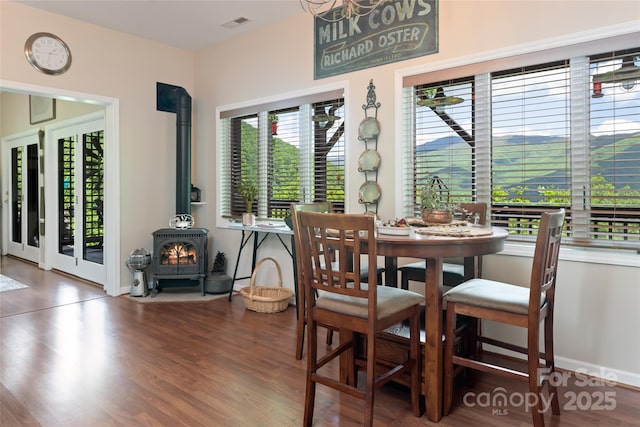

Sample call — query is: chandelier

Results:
[299,0,384,22]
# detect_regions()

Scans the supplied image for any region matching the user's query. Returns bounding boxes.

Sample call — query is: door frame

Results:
[1,79,120,296]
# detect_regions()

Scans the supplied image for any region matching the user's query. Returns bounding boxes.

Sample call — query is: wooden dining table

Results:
[372,226,509,422]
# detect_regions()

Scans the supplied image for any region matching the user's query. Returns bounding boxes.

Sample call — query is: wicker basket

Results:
[239,257,292,313]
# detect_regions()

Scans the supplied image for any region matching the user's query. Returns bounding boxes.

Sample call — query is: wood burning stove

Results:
[152,83,209,294]
[151,228,208,295]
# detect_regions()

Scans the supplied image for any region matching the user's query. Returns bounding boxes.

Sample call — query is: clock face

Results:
[25,32,72,75]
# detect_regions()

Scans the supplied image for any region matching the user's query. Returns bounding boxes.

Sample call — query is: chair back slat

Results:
[290,203,334,293]
[291,203,334,264]
[298,211,376,302]
[459,202,488,277]
[529,209,565,315]
[291,202,333,214]
[459,202,487,225]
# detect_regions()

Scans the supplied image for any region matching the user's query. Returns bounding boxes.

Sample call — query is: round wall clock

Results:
[24,32,72,75]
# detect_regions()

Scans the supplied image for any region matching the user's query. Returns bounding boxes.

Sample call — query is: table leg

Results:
[228,230,254,301]
[384,256,398,287]
[290,235,304,321]
[251,232,259,271]
[463,256,475,280]
[424,257,444,422]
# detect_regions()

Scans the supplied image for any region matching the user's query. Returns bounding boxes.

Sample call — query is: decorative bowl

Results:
[422,209,452,224]
[169,214,194,229]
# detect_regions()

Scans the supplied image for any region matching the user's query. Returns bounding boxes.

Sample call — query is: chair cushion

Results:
[443,278,544,315]
[317,286,423,320]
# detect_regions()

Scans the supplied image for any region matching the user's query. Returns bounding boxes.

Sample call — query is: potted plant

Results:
[238,181,258,226]
[420,176,453,224]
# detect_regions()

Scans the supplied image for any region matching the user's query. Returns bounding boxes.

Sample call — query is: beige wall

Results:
[194,1,640,386]
[0,92,103,137]
[1,1,195,290]
[1,0,639,386]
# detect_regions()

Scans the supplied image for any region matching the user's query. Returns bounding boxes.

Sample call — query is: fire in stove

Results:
[159,243,197,265]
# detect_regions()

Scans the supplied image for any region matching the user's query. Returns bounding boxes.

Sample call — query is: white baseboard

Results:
[484,344,639,389]
[556,356,640,389]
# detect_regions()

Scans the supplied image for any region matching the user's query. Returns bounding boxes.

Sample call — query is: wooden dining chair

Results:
[398,202,488,290]
[291,202,334,361]
[291,203,385,360]
[297,211,423,427]
[443,209,565,427]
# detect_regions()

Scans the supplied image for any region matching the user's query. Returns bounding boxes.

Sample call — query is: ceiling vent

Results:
[222,17,250,29]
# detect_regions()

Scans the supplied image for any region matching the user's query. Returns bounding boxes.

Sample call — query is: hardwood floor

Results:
[1,256,638,426]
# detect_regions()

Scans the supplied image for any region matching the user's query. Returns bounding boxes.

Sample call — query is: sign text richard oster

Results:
[314,0,438,79]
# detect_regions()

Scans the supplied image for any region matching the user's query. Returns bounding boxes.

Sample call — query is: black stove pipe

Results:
[157,82,192,215]
[175,89,192,215]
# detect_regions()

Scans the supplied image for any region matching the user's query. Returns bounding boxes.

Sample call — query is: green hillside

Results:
[416,132,640,206]
[239,121,344,203]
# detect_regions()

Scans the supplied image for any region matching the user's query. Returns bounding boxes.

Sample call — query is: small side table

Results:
[226,224,294,305]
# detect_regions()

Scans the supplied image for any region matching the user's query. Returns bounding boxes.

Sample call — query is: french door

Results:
[46,113,105,285]
[1,130,41,264]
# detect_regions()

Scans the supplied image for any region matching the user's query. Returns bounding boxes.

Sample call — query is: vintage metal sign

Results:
[314,0,438,79]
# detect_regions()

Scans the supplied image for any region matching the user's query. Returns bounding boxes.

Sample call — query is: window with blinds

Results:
[401,46,640,251]
[402,78,476,217]
[491,61,572,239]
[587,49,640,247]
[220,91,345,219]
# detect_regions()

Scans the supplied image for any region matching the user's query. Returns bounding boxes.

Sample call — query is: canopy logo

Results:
[462,367,618,414]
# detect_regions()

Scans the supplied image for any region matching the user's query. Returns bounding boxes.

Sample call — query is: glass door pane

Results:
[82,130,104,265]
[26,143,40,248]
[58,135,75,258]
[10,146,22,245]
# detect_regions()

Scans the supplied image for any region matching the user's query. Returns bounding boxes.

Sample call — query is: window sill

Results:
[500,242,640,268]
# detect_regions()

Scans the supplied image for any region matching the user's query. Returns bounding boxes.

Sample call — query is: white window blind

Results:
[270,108,301,217]
[401,46,640,251]
[313,98,345,209]
[490,61,572,241]
[401,78,476,217]
[587,49,640,247]
[220,91,345,219]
